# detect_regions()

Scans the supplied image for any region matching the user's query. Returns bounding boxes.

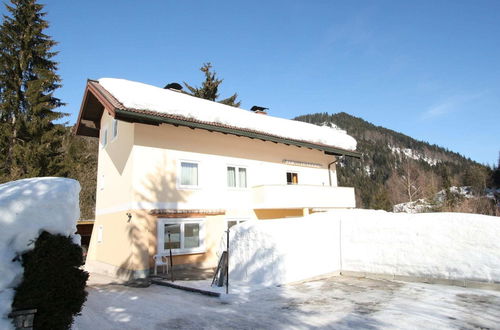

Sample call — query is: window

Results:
[157,218,205,255]
[227,166,247,188]
[179,161,199,188]
[286,172,298,185]
[101,128,108,147]
[227,218,248,229]
[111,119,118,140]
[97,225,103,243]
[98,174,105,191]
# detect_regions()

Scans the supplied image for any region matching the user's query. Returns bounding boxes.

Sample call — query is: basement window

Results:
[157,218,205,255]
[286,172,298,185]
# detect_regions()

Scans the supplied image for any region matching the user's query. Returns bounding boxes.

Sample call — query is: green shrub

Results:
[13,231,89,330]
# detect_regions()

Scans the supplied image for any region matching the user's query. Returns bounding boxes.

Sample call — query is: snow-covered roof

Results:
[94,78,358,153]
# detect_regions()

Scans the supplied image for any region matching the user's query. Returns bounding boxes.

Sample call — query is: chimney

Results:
[250,105,268,115]
[164,82,183,92]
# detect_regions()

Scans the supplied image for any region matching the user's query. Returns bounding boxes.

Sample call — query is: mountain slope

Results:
[294,112,495,214]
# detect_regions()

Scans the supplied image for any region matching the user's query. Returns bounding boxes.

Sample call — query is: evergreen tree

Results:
[13,231,88,330]
[0,0,66,181]
[183,62,241,107]
[61,128,98,219]
[492,152,500,188]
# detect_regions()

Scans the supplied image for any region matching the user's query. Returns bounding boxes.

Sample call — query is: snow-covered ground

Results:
[73,274,500,330]
[0,177,80,329]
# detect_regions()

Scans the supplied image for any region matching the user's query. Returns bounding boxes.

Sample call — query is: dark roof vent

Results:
[250,105,268,115]
[164,82,183,91]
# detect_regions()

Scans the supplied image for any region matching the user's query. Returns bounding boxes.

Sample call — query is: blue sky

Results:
[3,1,499,165]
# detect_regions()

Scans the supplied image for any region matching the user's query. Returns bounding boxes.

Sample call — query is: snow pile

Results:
[228,209,500,286]
[98,78,357,151]
[394,186,475,213]
[393,199,433,213]
[228,215,341,286]
[338,209,500,282]
[0,178,80,329]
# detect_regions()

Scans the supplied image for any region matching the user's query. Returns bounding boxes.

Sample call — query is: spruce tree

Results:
[183,62,241,107]
[0,0,66,181]
[493,152,500,188]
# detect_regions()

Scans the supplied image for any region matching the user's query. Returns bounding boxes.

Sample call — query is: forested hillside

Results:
[295,112,498,215]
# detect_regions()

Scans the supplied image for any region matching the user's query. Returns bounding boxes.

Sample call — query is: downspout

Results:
[328,156,344,186]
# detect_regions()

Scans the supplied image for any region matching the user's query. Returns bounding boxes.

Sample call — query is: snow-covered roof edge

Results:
[89,78,359,155]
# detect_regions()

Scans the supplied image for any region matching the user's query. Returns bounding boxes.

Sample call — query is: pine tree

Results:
[183,62,241,107]
[0,0,66,181]
[492,152,500,188]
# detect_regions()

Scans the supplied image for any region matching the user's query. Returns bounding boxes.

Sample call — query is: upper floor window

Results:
[227,166,247,188]
[286,172,298,185]
[101,128,108,147]
[111,119,118,140]
[179,161,199,188]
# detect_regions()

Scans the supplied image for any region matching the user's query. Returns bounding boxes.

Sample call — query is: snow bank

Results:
[0,178,80,329]
[229,215,341,286]
[338,209,500,282]
[228,210,500,287]
[393,199,432,213]
[98,78,357,151]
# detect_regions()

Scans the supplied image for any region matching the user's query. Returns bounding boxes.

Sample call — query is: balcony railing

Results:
[252,184,356,209]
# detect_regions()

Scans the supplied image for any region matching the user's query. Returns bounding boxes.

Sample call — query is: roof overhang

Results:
[75,80,362,159]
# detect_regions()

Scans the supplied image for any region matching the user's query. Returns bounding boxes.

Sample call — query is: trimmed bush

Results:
[13,231,89,330]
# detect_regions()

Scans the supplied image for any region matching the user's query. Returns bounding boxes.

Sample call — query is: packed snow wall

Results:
[228,210,500,286]
[0,178,80,329]
[228,216,341,286]
[337,209,500,283]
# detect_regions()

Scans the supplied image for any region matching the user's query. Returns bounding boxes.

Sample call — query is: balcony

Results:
[252,184,356,209]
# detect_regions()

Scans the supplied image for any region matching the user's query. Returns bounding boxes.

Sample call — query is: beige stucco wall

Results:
[93,119,341,214]
[86,209,150,272]
[95,111,135,212]
[131,123,338,211]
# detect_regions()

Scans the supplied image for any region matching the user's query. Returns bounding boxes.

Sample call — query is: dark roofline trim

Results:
[115,108,361,158]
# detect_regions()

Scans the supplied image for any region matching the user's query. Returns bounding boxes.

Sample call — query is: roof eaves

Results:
[115,108,362,158]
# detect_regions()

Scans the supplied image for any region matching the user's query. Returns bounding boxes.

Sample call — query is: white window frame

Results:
[226,165,248,189]
[177,160,200,189]
[101,127,108,148]
[157,218,205,255]
[111,119,118,141]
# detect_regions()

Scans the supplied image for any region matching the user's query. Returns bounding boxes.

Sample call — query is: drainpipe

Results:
[328,156,344,186]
